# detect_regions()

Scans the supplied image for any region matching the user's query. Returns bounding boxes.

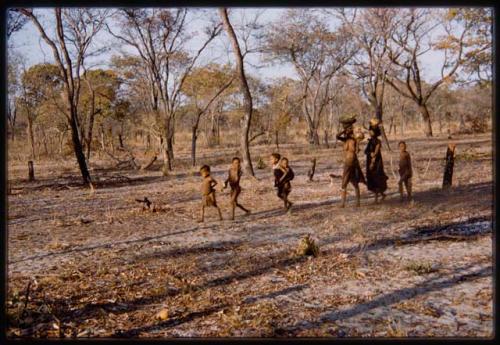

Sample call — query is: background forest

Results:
[7,8,492,181]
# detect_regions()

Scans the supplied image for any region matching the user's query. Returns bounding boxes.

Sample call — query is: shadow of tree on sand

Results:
[114,284,309,337]
[282,261,491,335]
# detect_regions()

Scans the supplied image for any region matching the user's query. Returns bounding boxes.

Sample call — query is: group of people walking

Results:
[335,117,413,208]
[197,116,413,222]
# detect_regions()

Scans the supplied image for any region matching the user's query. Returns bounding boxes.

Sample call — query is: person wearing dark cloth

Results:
[398,141,413,201]
[365,118,388,203]
[222,157,251,220]
[336,123,366,208]
[275,157,295,210]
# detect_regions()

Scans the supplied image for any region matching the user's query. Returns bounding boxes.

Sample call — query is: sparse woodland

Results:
[6,7,493,338]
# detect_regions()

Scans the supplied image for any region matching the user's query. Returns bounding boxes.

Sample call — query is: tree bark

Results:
[418,104,433,137]
[69,108,93,186]
[219,8,254,176]
[28,161,35,181]
[375,104,391,151]
[307,158,316,182]
[442,144,455,190]
[191,124,198,167]
[166,133,174,170]
[27,117,36,160]
[118,133,124,148]
[100,125,106,151]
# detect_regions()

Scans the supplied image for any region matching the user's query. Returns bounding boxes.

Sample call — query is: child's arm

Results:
[210,177,218,189]
[274,169,282,187]
[283,168,294,183]
[278,168,288,184]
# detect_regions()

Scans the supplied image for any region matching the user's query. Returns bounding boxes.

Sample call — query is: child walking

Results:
[398,141,413,201]
[198,165,223,222]
[222,157,251,220]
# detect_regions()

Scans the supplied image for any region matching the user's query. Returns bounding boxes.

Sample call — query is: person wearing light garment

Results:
[336,120,366,208]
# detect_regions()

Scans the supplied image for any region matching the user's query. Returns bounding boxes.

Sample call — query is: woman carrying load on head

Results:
[336,114,366,208]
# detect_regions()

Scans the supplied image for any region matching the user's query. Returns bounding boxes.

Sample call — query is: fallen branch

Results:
[249,131,266,143]
[103,149,139,170]
[135,197,152,209]
[399,233,484,244]
[140,155,157,170]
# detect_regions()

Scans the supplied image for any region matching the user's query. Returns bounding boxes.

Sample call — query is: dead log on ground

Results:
[104,149,139,170]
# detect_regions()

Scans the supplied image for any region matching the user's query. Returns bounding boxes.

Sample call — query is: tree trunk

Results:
[41,126,49,156]
[418,104,433,137]
[100,126,106,151]
[275,130,279,151]
[309,128,320,146]
[69,109,92,186]
[191,125,198,167]
[85,89,96,160]
[27,117,35,160]
[10,107,16,141]
[59,131,65,154]
[220,8,254,177]
[375,104,391,151]
[388,116,394,135]
[118,133,124,149]
[166,133,174,170]
[216,113,221,145]
[28,161,35,182]
[86,113,95,160]
[442,144,455,190]
[307,158,316,182]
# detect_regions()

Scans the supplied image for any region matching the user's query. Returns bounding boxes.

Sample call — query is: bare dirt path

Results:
[6,134,493,338]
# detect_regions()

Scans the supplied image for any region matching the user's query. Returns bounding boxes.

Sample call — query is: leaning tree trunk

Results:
[219,8,254,176]
[69,107,92,186]
[86,111,96,160]
[85,88,96,160]
[418,103,433,137]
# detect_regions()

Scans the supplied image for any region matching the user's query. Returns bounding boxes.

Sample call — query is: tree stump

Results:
[442,143,456,190]
[28,161,35,182]
[307,158,316,182]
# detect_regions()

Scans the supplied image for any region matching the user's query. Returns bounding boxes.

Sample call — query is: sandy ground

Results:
[6,133,493,338]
